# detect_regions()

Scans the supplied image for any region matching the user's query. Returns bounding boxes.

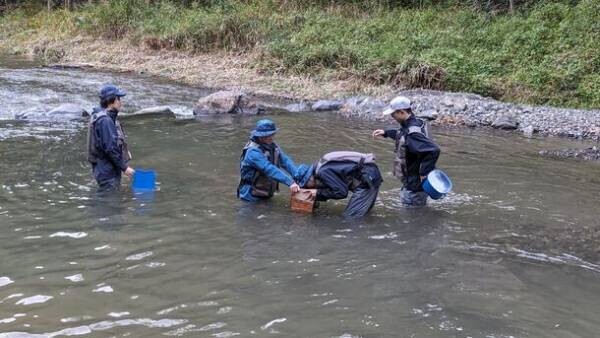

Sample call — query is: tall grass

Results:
[1,0,598,108]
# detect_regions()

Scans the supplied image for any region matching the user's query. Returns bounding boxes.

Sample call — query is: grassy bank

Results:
[1,0,599,108]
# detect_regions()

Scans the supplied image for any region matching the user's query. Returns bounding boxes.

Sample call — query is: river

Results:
[1,57,600,337]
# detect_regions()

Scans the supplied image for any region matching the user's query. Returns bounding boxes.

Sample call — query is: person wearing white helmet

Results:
[372,96,440,206]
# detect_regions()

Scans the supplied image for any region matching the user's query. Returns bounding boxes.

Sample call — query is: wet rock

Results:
[48,104,88,118]
[284,102,311,113]
[522,125,535,138]
[492,114,518,130]
[358,98,386,117]
[338,97,366,117]
[193,90,260,115]
[122,106,176,118]
[312,99,343,111]
[338,97,385,119]
[416,109,439,121]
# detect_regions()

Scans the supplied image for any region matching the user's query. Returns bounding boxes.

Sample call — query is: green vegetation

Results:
[1,0,599,108]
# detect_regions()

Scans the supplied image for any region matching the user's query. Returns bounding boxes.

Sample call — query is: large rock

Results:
[122,106,176,118]
[16,104,88,120]
[492,114,518,130]
[311,99,343,111]
[48,104,89,118]
[416,109,439,121]
[193,90,260,115]
[284,102,311,113]
[338,97,385,119]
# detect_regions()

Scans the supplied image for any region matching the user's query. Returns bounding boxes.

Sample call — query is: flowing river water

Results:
[1,57,600,337]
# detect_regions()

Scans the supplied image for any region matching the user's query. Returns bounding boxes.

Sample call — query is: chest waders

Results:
[238,141,281,198]
[87,111,131,165]
[315,151,376,190]
[393,119,429,185]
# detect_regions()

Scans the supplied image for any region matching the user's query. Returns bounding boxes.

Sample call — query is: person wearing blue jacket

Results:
[372,96,440,206]
[87,85,135,192]
[238,119,300,202]
[293,153,383,218]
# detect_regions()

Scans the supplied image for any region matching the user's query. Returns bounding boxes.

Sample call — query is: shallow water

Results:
[1,59,600,337]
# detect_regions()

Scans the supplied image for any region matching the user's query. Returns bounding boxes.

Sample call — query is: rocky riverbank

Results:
[4,36,600,160]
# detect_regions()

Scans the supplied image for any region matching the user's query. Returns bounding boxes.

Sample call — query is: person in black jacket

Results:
[372,96,440,206]
[294,153,382,218]
[87,85,135,192]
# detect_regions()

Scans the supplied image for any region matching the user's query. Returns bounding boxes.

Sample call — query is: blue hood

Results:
[294,164,314,188]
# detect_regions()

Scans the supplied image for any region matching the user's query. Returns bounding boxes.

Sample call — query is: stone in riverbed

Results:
[48,104,89,118]
[284,102,311,113]
[492,114,518,130]
[522,125,535,138]
[338,97,385,119]
[122,106,176,119]
[311,99,343,111]
[193,90,261,115]
[416,109,439,121]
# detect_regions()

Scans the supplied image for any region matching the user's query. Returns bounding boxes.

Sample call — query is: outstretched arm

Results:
[246,148,294,186]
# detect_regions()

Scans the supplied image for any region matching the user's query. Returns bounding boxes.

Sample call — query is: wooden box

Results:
[291,189,316,213]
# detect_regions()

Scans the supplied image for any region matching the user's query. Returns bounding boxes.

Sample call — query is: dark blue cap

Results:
[99,84,126,100]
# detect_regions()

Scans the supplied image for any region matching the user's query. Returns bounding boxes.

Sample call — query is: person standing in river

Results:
[372,96,440,206]
[238,119,301,201]
[87,84,135,192]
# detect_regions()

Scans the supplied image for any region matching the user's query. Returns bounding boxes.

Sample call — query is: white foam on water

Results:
[93,285,113,293]
[108,312,130,318]
[260,318,286,331]
[60,315,93,323]
[64,274,84,282]
[49,232,87,239]
[125,251,153,261]
[15,295,53,305]
[0,317,188,337]
[322,299,339,306]
[216,307,232,315]
[0,277,14,288]
[94,244,110,251]
[212,331,240,338]
[368,232,398,240]
[199,322,226,331]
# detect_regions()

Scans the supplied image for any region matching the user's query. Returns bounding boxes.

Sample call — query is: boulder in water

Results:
[122,106,176,118]
[48,104,89,118]
[492,114,518,130]
[284,102,311,113]
[338,97,385,119]
[312,99,343,111]
[193,90,261,115]
[416,109,439,121]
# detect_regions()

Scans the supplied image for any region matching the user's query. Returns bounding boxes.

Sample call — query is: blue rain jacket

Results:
[90,107,128,185]
[238,141,297,202]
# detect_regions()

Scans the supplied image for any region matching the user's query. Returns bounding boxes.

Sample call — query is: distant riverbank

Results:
[1,1,600,143]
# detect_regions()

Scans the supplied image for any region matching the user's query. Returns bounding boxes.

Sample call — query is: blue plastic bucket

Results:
[422,169,452,200]
[132,168,156,191]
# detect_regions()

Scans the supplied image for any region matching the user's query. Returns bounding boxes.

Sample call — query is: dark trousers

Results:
[97,177,121,193]
[343,184,380,218]
[400,187,428,207]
